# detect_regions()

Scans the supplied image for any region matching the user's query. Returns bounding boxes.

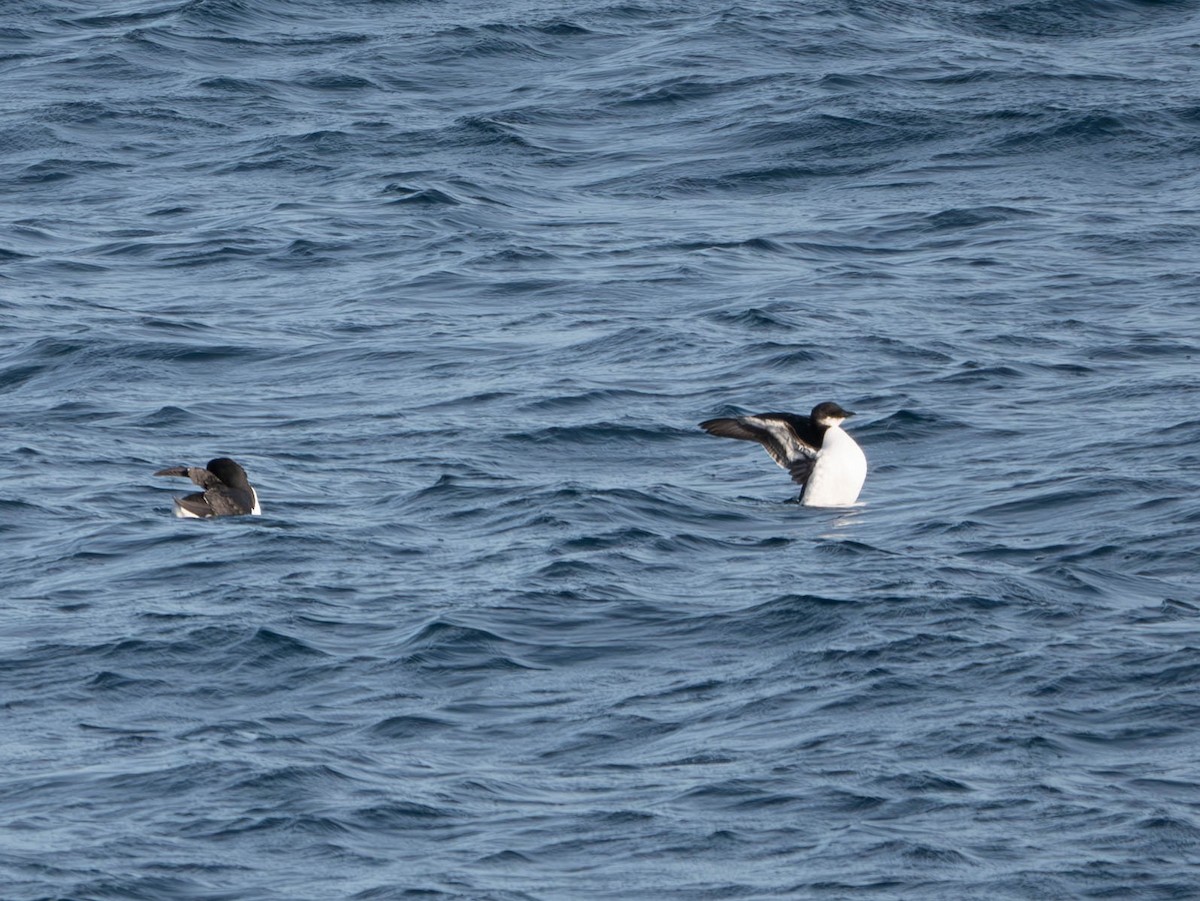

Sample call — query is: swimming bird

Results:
[154,457,261,518]
[699,401,867,506]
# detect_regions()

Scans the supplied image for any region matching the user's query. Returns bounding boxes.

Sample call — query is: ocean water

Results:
[3,0,1200,898]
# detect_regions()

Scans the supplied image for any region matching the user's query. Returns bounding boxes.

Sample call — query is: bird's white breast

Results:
[801,425,867,507]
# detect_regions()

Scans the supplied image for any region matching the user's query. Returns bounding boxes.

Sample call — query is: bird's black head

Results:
[810,402,855,426]
[207,458,250,488]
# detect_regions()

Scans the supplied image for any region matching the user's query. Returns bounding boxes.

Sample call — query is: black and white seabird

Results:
[154,457,261,518]
[700,401,867,507]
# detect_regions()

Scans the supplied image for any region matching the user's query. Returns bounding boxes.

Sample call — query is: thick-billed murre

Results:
[699,401,867,506]
[154,458,261,518]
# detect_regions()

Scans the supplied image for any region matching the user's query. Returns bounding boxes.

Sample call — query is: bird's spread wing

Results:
[173,492,214,517]
[700,413,820,485]
[155,465,222,489]
[171,486,255,517]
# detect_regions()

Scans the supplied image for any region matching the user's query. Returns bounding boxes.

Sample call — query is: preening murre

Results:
[699,401,867,507]
[154,458,261,518]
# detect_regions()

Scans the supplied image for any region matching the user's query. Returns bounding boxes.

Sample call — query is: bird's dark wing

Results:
[173,492,214,518]
[155,465,223,489]
[170,486,255,517]
[787,457,816,486]
[700,413,820,485]
[700,417,790,467]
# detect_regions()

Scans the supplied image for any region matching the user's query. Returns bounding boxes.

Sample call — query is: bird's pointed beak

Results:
[154,466,188,478]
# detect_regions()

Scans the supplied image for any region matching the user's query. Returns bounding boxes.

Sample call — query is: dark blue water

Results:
[4,1,1200,898]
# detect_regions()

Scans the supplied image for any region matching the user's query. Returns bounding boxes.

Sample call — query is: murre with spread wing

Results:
[700,401,867,506]
[154,457,261,518]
